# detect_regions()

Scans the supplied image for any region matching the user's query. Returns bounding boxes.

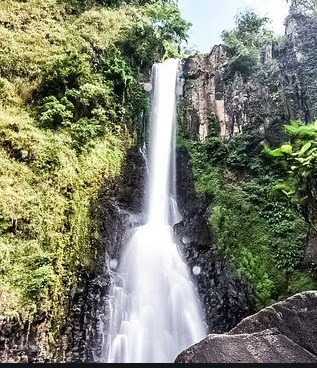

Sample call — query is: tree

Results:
[64,0,178,11]
[287,0,317,16]
[221,10,275,78]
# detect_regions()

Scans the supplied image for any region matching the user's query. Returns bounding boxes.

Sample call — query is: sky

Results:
[178,0,290,53]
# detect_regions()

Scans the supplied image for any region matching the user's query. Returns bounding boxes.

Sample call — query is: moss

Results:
[0,0,188,350]
[181,136,312,309]
[0,108,130,325]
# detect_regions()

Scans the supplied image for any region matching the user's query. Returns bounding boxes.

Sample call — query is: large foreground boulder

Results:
[175,291,317,363]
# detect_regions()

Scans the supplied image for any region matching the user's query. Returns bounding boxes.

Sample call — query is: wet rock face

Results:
[175,291,317,363]
[0,316,49,363]
[174,148,253,333]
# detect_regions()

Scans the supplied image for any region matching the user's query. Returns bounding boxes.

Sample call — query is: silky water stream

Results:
[105,59,206,363]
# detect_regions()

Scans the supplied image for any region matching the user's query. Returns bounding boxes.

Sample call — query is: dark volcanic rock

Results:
[62,147,147,363]
[306,227,317,270]
[175,291,317,363]
[0,317,48,363]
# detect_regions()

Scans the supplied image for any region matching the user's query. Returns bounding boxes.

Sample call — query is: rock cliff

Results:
[180,14,317,143]
[175,148,252,332]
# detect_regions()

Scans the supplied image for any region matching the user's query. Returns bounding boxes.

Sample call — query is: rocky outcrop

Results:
[180,45,287,142]
[278,14,317,123]
[180,14,317,143]
[0,316,49,363]
[179,45,228,141]
[175,329,317,363]
[175,291,317,363]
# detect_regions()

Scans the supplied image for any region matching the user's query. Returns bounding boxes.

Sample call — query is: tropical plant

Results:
[264,120,317,227]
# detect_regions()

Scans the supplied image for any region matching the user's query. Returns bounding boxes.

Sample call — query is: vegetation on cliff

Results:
[182,135,316,308]
[0,0,189,336]
[180,5,317,309]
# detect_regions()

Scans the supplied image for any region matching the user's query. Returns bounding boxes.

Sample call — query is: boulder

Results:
[175,329,317,363]
[175,291,317,363]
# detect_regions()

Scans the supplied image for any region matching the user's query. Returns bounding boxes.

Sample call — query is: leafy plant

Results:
[222,10,275,79]
[264,120,317,227]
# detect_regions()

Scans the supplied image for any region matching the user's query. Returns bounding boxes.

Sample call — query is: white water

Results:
[105,59,206,363]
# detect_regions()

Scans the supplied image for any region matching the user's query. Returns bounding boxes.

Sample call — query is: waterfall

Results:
[105,59,206,363]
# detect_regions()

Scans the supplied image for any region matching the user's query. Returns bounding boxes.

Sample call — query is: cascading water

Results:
[105,59,206,363]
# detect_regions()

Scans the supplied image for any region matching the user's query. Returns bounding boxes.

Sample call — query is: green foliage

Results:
[0,109,128,321]
[39,96,74,128]
[117,2,190,71]
[264,120,317,225]
[288,0,317,15]
[37,51,91,99]
[287,270,317,293]
[63,0,177,13]
[181,132,310,309]
[222,10,275,79]
[207,113,221,137]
